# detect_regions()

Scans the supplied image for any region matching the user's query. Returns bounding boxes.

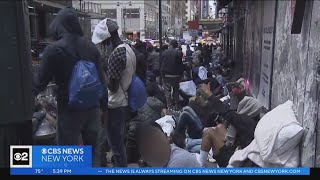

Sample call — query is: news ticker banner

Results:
[9,145,310,176]
[11,168,310,175]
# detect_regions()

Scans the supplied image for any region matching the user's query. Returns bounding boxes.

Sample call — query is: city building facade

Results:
[162,0,171,38]
[200,0,210,19]
[186,0,196,22]
[78,0,162,40]
[169,0,186,38]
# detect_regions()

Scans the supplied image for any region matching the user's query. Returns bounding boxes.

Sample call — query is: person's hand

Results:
[161,108,171,116]
[101,111,108,128]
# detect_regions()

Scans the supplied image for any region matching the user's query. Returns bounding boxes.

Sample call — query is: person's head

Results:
[134,40,143,49]
[147,46,154,53]
[187,45,190,50]
[146,41,152,50]
[169,40,178,49]
[215,66,222,75]
[197,78,220,94]
[136,121,171,167]
[92,18,119,51]
[49,7,83,40]
[162,44,169,51]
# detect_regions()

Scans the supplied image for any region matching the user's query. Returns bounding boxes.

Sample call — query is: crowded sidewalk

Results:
[31,8,303,168]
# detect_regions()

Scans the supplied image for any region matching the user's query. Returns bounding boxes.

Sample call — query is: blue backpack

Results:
[68,60,104,110]
[127,74,147,112]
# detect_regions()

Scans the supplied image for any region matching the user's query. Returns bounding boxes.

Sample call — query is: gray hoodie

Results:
[226,96,262,147]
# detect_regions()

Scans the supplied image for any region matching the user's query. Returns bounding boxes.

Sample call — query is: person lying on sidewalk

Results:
[196,86,262,167]
[136,120,200,167]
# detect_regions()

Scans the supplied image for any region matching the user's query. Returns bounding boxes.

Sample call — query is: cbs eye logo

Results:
[10,146,32,168]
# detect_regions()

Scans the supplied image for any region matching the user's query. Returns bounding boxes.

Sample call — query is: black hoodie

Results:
[33,7,107,112]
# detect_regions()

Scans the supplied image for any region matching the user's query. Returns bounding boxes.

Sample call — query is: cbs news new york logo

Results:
[10,146,32,168]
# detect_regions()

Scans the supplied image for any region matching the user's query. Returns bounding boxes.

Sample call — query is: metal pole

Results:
[145,12,147,38]
[158,0,162,85]
[123,5,126,39]
[159,0,162,51]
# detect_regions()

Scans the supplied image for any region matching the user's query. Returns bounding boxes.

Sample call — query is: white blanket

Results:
[228,101,302,167]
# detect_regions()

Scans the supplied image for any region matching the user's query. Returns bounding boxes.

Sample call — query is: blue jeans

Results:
[186,138,202,153]
[176,106,204,139]
[57,108,101,167]
[107,106,130,167]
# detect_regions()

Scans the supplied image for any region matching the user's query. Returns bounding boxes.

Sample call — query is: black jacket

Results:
[33,7,107,111]
[132,47,147,84]
[160,48,184,76]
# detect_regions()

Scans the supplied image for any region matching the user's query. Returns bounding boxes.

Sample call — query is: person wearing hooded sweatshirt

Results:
[92,18,136,167]
[33,7,108,167]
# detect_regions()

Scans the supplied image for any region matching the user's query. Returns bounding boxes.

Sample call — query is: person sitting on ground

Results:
[225,78,247,110]
[136,121,200,167]
[196,86,262,167]
[175,78,224,140]
[174,77,223,154]
[214,66,225,86]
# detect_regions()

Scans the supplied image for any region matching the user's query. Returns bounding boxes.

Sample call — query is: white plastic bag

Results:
[198,66,208,80]
[155,115,176,137]
[179,80,197,96]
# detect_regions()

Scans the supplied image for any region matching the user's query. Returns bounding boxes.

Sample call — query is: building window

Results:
[124,8,140,18]
[101,9,117,19]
